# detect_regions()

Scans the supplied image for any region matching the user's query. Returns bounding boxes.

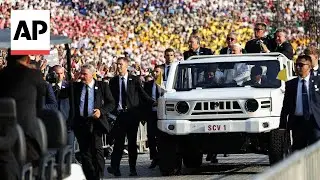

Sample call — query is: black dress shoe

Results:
[107,167,121,176]
[148,160,158,169]
[129,167,137,176]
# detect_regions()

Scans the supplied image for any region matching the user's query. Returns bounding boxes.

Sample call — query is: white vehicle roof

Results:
[179,53,288,64]
[0,28,72,49]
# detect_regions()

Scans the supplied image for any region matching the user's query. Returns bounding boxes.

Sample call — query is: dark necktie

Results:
[53,84,60,99]
[121,77,127,108]
[84,85,89,117]
[166,66,170,80]
[302,79,310,120]
[156,84,159,99]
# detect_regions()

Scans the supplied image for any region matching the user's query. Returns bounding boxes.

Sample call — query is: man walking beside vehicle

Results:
[280,55,320,151]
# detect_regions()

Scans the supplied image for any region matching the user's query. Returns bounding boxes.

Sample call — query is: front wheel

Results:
[268,129,291,165]
[158,132,181,176]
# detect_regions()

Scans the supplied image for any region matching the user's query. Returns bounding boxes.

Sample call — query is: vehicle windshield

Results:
[174,60,281,91]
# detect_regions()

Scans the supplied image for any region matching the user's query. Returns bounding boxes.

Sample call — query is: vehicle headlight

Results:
[175,101,189,114]
[245,99,259,112]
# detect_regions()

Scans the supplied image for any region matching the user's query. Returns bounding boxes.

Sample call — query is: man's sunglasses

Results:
[254,28,264,31]
[295,63,309,67]
[227,37,235,41]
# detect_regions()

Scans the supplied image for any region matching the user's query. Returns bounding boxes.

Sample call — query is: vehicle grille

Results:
[191,100,243,115]
[260,100,271,109]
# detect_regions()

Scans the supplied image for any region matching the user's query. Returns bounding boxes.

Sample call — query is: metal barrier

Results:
[74,122,149,153]
[255,140,320,180]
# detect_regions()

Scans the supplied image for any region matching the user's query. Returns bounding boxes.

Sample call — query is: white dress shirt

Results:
[152,82,157,111]
[118,73,128,110]
[295,74,310,116]
[313,65,319,76]
[227,48,231,54]
[57,82,63,89]
[80,80,95,117]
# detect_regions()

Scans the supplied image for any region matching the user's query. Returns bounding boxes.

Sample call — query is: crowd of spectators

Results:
[0,0,313,80]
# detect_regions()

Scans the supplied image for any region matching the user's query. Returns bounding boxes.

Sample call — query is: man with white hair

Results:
[73,64,115,180]
[227,43,250,85]
[220,32,246,54]
[272,28,294,60]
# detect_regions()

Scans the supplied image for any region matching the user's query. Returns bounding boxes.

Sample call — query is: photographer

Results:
[245,23,273,53]
[49,65,77,163]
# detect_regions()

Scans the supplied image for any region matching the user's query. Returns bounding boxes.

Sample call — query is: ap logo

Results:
[11,10,50,55]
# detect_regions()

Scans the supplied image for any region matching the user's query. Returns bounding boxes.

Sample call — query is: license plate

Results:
[205,124,229,132]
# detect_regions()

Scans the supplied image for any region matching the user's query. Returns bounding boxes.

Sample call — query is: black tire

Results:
[268,129,291,165]
[158,132,180,176]
[183,151,203,168]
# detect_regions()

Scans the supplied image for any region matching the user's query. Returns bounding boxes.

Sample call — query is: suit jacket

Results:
[73,81,115,134]
[245,37,273,53]
[273,41,294,60]
[160,63,171,81]
[43,83,58,111]
[312,68,320,77]
[183,47,213,60]
[109,75,155,119]
[242,77,267,86]
[143,80,164,112]
[53,81,71,128]
[280,76,320,129]
[219,47,247,54]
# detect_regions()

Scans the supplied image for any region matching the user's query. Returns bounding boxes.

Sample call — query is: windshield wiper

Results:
[249,84,278,88]
[175,88,195,91]
[202,84,226,88]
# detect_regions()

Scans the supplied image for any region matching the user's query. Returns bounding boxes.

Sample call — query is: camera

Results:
[256,39,264,45]
[46,72,58,84]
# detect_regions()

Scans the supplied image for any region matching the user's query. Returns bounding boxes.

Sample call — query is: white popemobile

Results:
[157,53,295,176]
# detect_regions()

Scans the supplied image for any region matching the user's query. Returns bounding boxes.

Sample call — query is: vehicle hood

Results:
[164,87,278,100]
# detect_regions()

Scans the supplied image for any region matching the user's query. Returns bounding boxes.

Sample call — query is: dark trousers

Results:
[111,112,139,171]
[292,115,320,151]
[74,126,104,180]
[147,111,159,160]
[67,130,76,163]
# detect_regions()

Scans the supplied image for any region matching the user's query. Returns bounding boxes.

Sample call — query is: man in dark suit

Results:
[73,64,115,180]
[162,48,175,81]
[52,65,76,162]
[183,35,213,60]
[107,57,155,176]
[304,46,320,76]
[220,33,246,54]
[245,23,273,53]
[243,66,266,86]
[143,65,164,169]
[272,28,294,60]
[0,53,47,165]
[280,55,320,151]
